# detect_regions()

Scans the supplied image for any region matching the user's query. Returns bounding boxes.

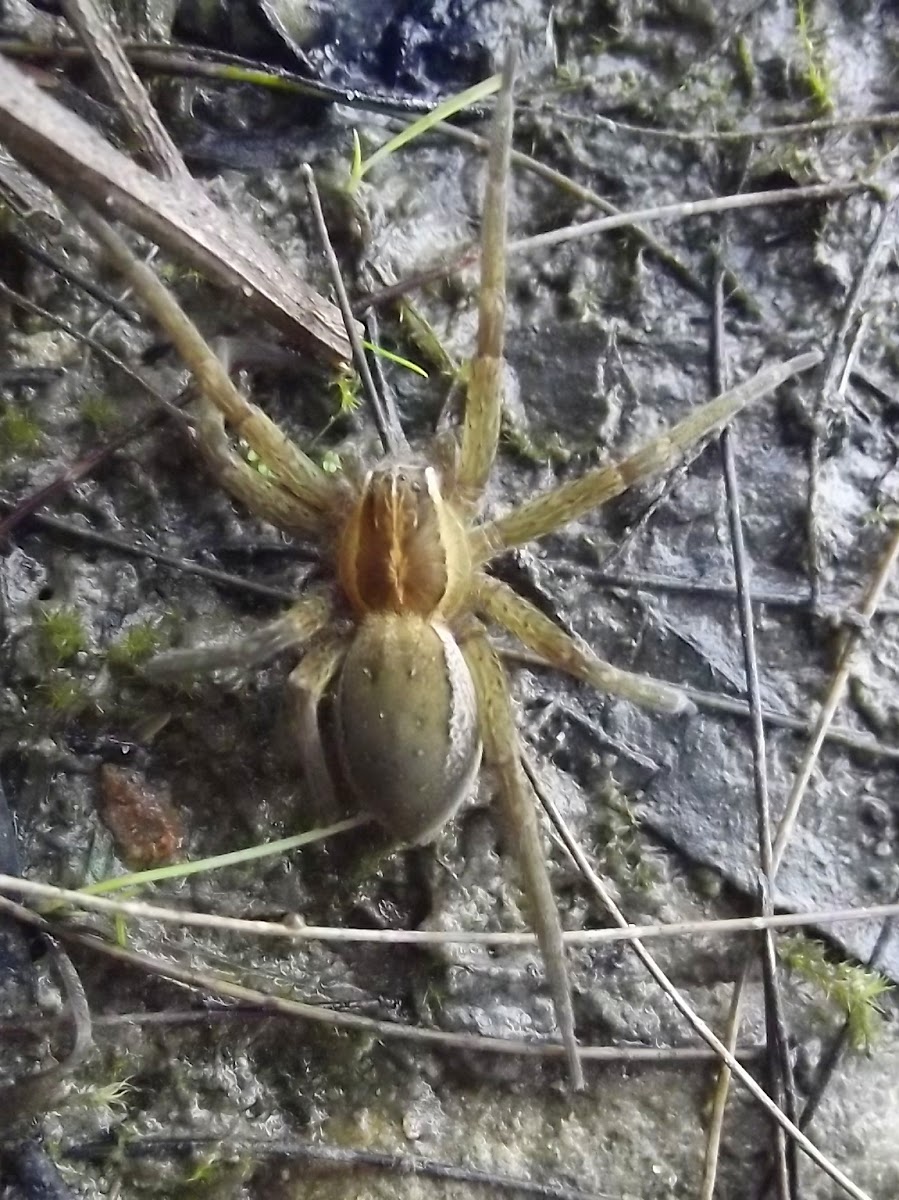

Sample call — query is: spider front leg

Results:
[455,46,516,504]
[189,391,321,536]
[470,349,822,559]
[145,591,335,679]
[475,574,691,713]
[461,627,584,1090]
[82,207,339,527]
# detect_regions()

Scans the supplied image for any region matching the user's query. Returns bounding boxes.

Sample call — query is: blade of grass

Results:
[351,72,501,188]
[362,339,428,377]
[79,816,365,897]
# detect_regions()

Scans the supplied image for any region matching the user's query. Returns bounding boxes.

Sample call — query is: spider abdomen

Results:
[337,464,470,618]
[335,612,481,845]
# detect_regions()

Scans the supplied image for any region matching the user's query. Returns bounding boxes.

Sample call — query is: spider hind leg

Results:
[462,626,585,1090]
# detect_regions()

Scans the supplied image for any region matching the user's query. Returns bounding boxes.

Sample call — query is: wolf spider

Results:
[85,50,818,1088]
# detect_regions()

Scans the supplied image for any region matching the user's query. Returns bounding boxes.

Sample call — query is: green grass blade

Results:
[362,339,428,378]
[354,72,501,186]
[80,816,364,897]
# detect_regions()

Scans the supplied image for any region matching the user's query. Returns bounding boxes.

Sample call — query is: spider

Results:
[83,49,819,1090]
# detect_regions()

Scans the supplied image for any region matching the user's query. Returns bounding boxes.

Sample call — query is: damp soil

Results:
[1,1,899,1198]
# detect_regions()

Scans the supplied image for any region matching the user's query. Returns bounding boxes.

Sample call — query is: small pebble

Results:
[97,764,185,869]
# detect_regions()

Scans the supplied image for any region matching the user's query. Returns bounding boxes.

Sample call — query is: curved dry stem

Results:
[2,871,898,947]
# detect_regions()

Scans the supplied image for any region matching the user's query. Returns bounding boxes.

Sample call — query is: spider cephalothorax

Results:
[84,48,820,1089]
[337,463,471,619]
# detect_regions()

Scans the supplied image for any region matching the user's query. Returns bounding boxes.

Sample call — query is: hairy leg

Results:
[461,627,584,1090]
[145,591,334,679]
[454,46,516,505]
[84,209,338,518]
[189,391,322,536]
[470,350,822,561]
[475,574,691,713]
[286,633,349,823]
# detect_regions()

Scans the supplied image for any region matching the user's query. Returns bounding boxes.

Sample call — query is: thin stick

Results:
[502,645,899,762]
[3,872,899,948]
[552,563,899,619]
[0,502,298,604]
[507,181,864,259]
[704,260,795,1200]
[0,934,92,1114]
[0,1005,765,1064]
[0,894,757,1068]
[679,684,899,761]
[357,160,839,317]
[61,0,188,182]
[63,1132,606,1200]
[300,163,408,455]
[0,278,167,407]
[773,521,899,869]
[433,115,721,306]
[700,966,747,1200]
[0,38,443,118]
[805,195,899,605]
[13,231,138,322]
[0,296,190,542]
[529,104,899,145]
[700,249,899,1199]
[527,761,874,1200]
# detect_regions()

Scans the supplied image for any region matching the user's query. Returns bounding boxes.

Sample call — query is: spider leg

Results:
[475,574,691,713]
[470,349,822,561]
[287,633,350,823]
[83,210,338,516]
[454,45,517,504]
[460,626,584,1090]
[189,390,323,536]
[145,590,334,679]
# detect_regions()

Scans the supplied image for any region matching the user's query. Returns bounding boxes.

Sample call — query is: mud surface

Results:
[1,1,899,1198]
